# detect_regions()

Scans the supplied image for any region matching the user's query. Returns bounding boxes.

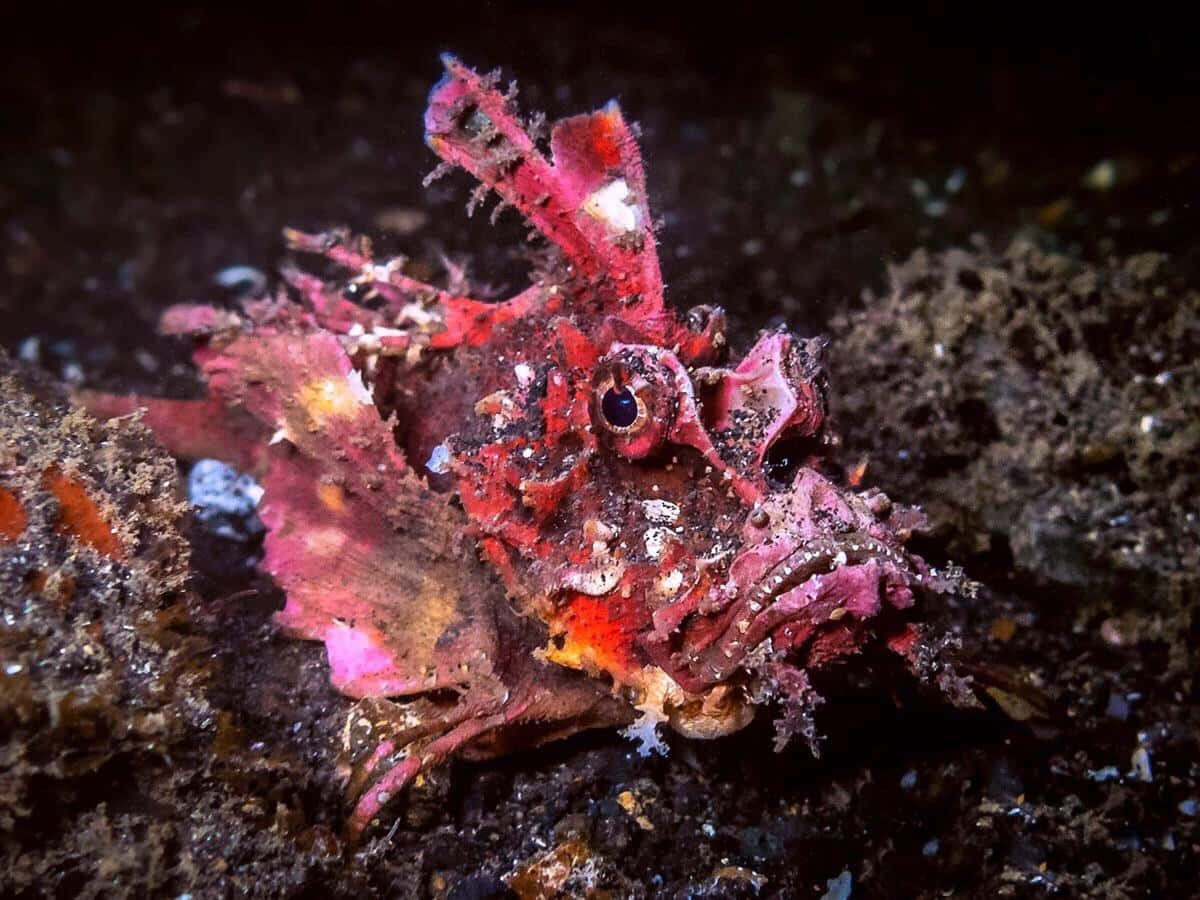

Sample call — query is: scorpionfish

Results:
[85,57,974,839]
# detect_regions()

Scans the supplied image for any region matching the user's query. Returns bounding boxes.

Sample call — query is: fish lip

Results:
[750,530,915,606]
[665,530,919,691]
[701,529,913,618]
[740,536,845,612]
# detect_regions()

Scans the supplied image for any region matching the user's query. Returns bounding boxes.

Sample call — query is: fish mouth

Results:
[739,530,916,614]
[640,520,925,696]
[660,530,922,691]
[694,530,914,619]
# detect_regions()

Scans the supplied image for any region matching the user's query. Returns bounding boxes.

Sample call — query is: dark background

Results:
[3,4,1198,365]
[1,5,1197,898]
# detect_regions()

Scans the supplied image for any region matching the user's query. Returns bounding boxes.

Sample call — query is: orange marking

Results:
[42,468,125,559]
[989,617,1018,642]
[847,457,869,488]
[555,591,646,676]
[589,110,623,169]
[316,482,348,515]
[297,375,371,429]
[0,485,27,541]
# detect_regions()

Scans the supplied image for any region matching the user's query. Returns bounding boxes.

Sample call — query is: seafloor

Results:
[1,8,1197,898]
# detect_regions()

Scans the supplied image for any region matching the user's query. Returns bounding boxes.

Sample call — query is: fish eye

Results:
[590,348,676,459]
[594,377,648,435]
[601,385,640,429]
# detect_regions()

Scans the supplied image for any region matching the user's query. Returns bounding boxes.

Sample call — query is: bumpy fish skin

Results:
[83,56,973,840]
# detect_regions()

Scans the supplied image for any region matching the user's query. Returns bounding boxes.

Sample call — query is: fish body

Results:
[84,57,972,840]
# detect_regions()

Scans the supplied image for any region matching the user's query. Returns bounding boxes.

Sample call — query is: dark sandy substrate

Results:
[2,9,1197,898]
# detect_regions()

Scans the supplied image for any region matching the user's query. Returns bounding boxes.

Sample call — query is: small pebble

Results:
[214,264,267,296]
[17,336,40,363]
[188,459,265,541]
[425,443,452,475]
[1129,746,1153,783]
[1105,691,1130,721]
[1099,618,1125,646]
[923,198,949,218]
[821,870,852,900]
[1083,159,1117,190]
[134,349,159,372]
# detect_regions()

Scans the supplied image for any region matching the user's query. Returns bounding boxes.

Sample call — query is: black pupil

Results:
[601,387,639,428]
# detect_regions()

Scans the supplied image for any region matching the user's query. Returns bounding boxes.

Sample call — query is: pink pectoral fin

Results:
[76,391,267,471]
[194,330,410,490]
[260,445,502,700]
[88,315,507,704]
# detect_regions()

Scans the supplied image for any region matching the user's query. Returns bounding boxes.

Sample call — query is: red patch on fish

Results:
[81,55,976,841]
